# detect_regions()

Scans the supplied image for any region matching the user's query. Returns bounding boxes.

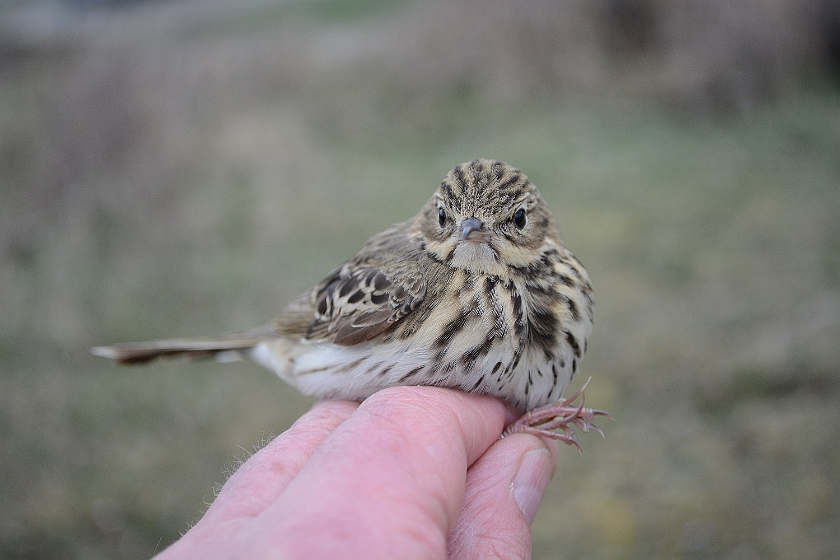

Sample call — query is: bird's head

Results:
[415,159,560,276]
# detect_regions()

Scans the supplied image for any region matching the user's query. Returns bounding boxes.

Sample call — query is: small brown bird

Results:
[93,159,607,447]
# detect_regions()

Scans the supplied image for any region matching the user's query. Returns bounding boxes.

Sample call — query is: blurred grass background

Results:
[1,0,840,558]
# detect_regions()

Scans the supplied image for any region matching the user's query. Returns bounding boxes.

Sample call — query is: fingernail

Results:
[512,448,553,524]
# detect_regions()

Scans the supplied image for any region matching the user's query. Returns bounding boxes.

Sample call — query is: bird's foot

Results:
[502,378,611,452]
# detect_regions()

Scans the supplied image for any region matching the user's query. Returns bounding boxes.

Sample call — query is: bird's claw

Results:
[502,377,612,452]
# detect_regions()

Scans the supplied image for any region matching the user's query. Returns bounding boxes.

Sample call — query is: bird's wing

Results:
[274,225,428,346]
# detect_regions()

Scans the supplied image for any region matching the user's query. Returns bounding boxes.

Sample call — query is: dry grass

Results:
[1,1,839,558]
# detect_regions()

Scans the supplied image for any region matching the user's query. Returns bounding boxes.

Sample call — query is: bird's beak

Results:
[460,217,488,241]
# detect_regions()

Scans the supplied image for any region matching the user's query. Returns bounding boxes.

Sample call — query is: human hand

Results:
[154,386,559,560]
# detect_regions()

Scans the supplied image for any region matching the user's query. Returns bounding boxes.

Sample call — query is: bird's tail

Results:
[91,330,274,365]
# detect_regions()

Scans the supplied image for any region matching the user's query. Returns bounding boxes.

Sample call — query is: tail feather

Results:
[91,337,267,365]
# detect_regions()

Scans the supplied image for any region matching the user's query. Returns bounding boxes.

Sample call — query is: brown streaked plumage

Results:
[93,159,607,447]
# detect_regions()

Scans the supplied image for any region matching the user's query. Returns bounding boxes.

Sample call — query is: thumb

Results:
[448,433,558,559]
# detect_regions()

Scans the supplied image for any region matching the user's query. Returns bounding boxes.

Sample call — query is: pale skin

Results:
[154,386,559,560]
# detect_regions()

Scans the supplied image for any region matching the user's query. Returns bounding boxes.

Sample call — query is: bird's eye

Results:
[513,208,526,229]
[438,207,447,227]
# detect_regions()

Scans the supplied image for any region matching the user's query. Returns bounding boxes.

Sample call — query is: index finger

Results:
[247,386,507,560]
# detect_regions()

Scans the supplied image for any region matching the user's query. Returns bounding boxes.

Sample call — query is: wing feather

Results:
[273,223,428,346]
